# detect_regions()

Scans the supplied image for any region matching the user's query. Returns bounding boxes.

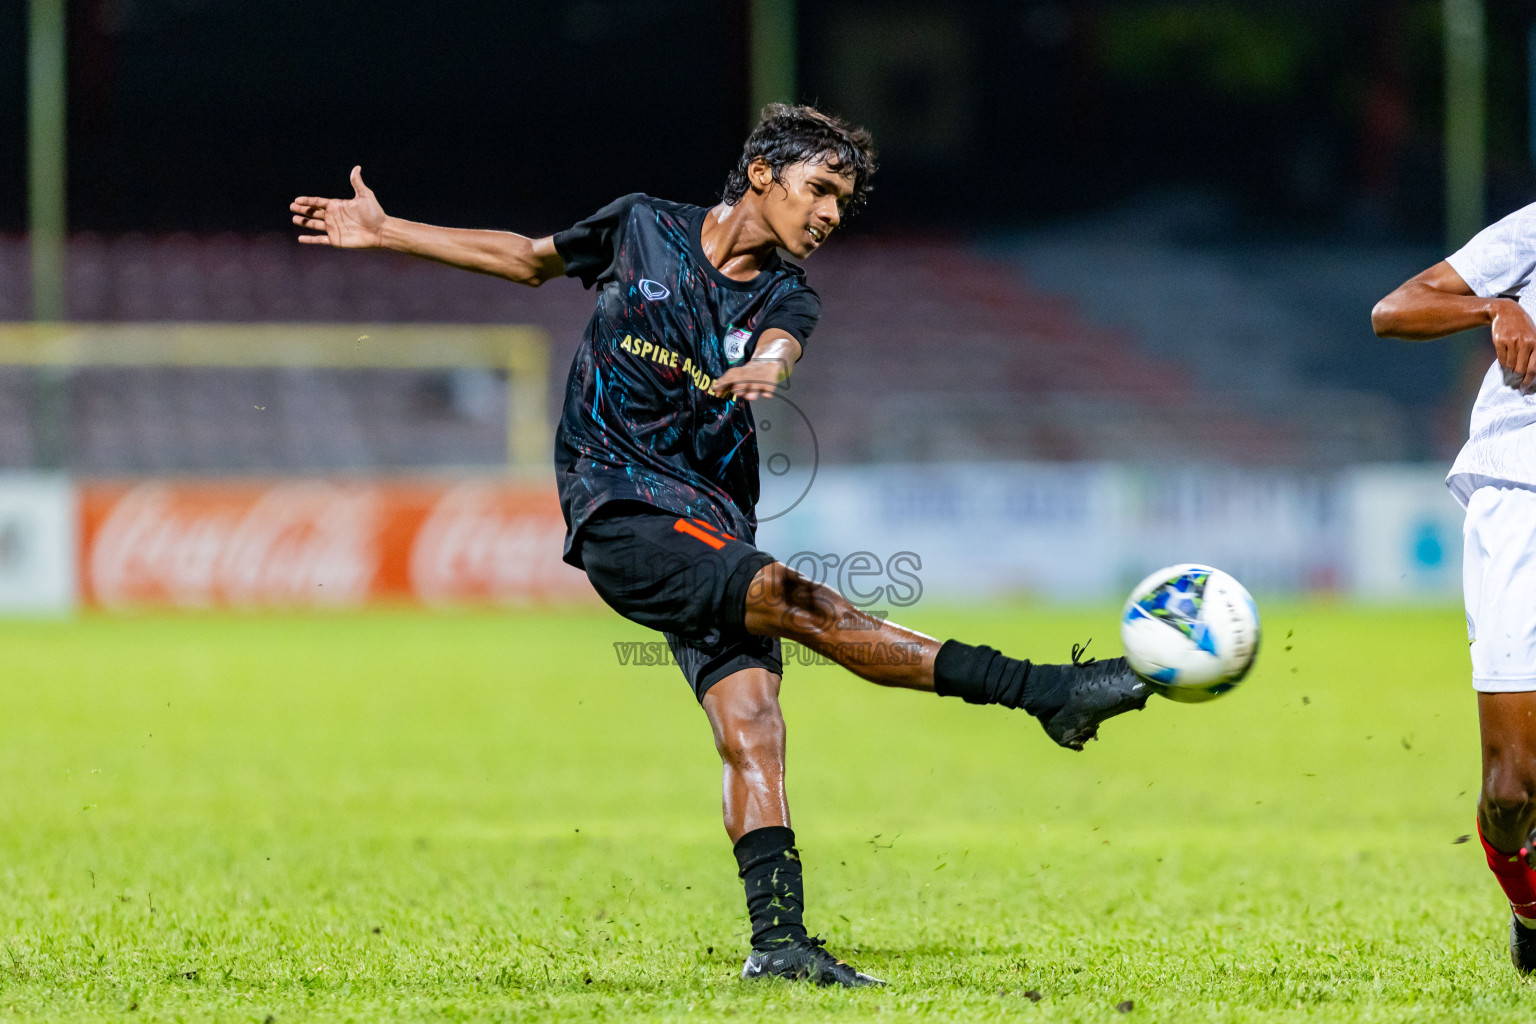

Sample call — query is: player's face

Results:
[754,157,855,259]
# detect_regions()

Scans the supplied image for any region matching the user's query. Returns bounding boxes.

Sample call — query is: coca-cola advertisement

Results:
[79,479,592,609]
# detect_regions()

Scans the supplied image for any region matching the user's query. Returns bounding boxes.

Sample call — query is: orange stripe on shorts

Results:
[690,518,736,540]
[674,519,726,549]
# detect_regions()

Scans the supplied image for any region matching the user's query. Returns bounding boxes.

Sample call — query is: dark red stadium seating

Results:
[0,233,1331,470]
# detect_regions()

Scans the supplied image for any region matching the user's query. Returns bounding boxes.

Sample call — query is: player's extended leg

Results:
[1477,692,1536,972]
[1463,485,1536,972]
[742,561,1150,749]
[702,667,882,987]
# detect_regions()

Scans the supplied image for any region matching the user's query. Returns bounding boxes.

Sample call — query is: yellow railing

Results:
[0,323,551,473]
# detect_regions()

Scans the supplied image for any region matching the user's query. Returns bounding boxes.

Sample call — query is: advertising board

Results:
[79,479,587,609]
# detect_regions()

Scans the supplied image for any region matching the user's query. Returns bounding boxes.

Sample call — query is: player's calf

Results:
[704,671,789,840]
[1477,767,1536,964]
[1479,824,1536,924]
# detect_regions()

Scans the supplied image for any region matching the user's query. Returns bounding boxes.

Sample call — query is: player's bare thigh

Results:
[742,561,939,690]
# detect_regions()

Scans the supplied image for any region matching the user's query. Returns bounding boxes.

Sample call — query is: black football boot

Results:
[1039,644,1151,751]
[741,936,885,987]
[1511,915,1536,975]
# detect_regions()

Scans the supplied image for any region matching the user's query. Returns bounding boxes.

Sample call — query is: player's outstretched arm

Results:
[1373,260,1536,389]
[710,329,802,401]
[1372,261,1498,339]
[289,166,565,287]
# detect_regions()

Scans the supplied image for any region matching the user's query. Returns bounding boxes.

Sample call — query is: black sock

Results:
[932,639,1074,719]
[734,825,808,952]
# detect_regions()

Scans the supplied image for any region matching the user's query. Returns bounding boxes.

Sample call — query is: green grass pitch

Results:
[0,602,1525,1021]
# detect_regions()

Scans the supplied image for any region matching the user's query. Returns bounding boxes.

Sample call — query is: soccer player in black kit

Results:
[291,104,1153,988]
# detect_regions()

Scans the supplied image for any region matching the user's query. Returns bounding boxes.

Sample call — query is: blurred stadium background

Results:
[0,0,1517,610]
[7,3,1535,1019]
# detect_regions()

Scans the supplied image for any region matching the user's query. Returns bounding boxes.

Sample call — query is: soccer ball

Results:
[1120,564,1260,703]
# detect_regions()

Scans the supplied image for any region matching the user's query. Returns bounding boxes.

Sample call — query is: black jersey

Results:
[551,194,820,567]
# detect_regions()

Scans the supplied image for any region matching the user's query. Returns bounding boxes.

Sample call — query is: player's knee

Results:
[751,562,803,607]
[747,561,838,635]
[1481,762,1536,834]
[712,694,785,767]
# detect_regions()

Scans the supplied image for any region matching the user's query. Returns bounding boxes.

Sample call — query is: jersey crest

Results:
[724,326,752,365]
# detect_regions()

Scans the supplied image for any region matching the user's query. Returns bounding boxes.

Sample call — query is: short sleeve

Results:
[756,288,821,349]
[1447,203,1536,298]
[552,194,643,289]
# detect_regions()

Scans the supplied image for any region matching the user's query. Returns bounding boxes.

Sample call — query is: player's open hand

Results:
[1492,298,1536,392]
[290,166,387,249]
[711,358,788,401]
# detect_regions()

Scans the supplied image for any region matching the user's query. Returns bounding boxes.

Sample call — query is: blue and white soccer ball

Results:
[1120,564,1260,703]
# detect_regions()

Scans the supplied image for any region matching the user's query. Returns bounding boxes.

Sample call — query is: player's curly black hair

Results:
[721,104,877,214]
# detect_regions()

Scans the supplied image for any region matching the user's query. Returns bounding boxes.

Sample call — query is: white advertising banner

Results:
[32,464,1469,614]
[0,475,76,614]
[762,463,1453,604]
[758,463,1124,602]
[1117,468,1341,595]
[1342,465,1464,600]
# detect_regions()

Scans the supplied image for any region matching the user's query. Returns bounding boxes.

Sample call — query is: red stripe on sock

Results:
[1479,822,1536,914]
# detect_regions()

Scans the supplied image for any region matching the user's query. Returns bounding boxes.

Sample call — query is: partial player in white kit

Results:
[1374,203,1536,973]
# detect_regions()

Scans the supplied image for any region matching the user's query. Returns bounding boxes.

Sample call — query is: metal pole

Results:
[28,0,68,469]
[507,335,550,476]
[28,0,66,322]
[750,0,796,123]
[1444,0,1486,249]
[1528,22,1536,172]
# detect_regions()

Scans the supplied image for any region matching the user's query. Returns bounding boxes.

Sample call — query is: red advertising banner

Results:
[79,479,594,609]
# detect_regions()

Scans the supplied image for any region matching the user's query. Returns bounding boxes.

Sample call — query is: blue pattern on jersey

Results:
[551,194,821,568]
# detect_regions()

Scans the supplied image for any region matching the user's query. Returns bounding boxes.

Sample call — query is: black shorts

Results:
[578,502,780,702]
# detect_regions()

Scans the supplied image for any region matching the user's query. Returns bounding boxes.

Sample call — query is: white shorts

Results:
[1464,485,1536,691]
